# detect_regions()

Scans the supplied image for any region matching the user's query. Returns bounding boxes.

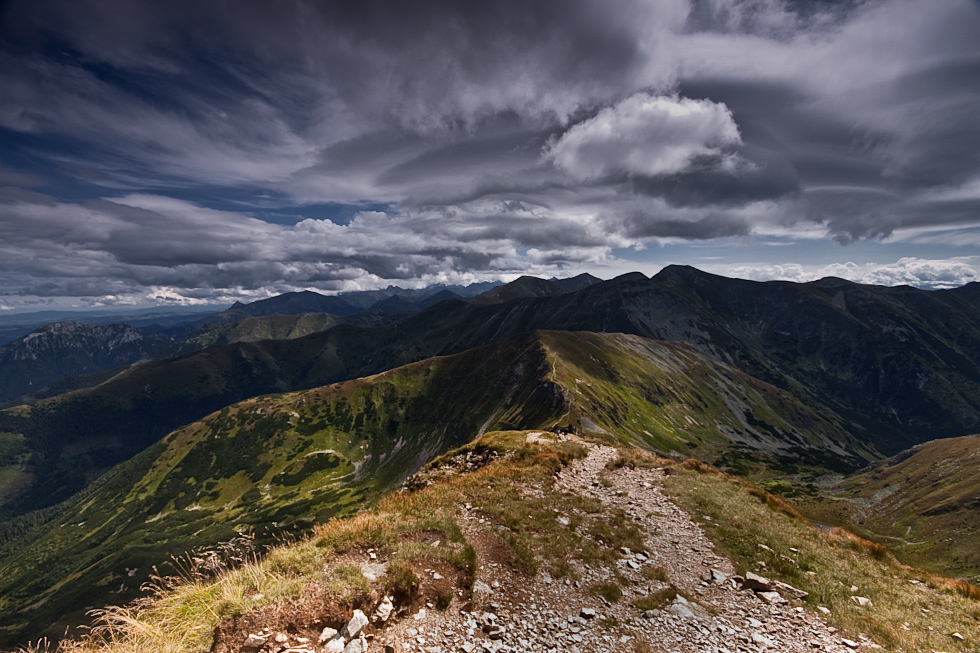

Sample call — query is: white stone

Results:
[343,637,366,653]
[375,596,394,622]
[241,634,268,650]
[318,627,339,644]
[343,609,369,639]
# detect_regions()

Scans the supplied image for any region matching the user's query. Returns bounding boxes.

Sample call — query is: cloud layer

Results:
[0,0,977,307]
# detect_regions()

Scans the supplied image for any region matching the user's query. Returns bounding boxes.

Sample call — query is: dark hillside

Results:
[4,269,977,518]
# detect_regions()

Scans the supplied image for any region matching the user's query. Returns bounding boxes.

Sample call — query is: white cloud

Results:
[547,94,742,180]
[726,256,980,289]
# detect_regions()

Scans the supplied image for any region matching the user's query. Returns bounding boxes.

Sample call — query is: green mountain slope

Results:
[176,313,346,352]
[794,434,980,583]
[4,269,977,520]
[539,331,873,474]
[0,332,565,644]
[0,330,886,644]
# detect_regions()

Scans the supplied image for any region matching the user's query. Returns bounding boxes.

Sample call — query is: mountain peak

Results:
[471,274,599,305]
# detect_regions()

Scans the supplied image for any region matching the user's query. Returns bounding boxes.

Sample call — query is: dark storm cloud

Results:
[0,0,977,305]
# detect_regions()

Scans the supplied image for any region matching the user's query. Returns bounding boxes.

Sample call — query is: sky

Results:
[0,0,978,312]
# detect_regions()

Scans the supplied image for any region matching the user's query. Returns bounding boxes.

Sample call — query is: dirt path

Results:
[371,442,873,653]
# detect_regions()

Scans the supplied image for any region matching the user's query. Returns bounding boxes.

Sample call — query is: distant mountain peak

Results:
[472,272,603,305]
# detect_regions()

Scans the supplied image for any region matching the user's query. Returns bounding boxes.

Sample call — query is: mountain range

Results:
[0,266,977,645]
[3,266,976,517]
[0,329,879,641]
[0,280,519,406]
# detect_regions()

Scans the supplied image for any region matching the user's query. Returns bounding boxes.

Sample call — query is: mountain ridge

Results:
[0,329,888,642]
[2,267,977,520]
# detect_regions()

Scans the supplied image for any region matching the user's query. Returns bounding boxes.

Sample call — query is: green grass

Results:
[663,462,980,652]
[589,581,623,602]
[538,330,873,473]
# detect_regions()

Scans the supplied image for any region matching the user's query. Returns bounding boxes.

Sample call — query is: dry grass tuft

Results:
[679,458,722,474]
[826,527,898,564]
[589,581,623,603]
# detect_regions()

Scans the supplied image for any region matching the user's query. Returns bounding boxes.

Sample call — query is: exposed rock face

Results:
[0,320,174,402]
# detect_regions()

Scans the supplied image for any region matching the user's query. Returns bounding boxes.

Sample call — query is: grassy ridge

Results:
[0,334,565,644]
[175,313,344,352]
[540,331,875,474]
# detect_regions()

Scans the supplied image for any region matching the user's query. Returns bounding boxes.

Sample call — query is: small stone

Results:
[851,596,873,607]
[242,634,269,651]
[361,562,388,582]
[841,638,860,648]
[740,572,773,592]
[344,638,366,653]
[757,591,788,605]
[817,606,831,615]
[375,596,394,623]
[668,602,696,619]
[343,610,369,639]
[773,580,809,599]
[952,632,965,641]
[580,608,596,619]
[318,627,339,645]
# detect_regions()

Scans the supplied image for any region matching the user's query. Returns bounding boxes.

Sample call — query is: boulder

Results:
[709,568,728,584]
[740,571,773,592]
[343,637,366,653]
[318,627,339,645]
[324,638,346,653]
[772,580,808,600]
[758,591,788,605]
